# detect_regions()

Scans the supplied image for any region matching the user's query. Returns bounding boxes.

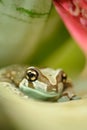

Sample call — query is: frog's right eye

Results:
[25,68,39,82]
[61,72,67,83]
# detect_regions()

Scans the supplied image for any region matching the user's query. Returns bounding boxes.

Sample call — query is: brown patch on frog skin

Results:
[34,68,53,91]
[2,70,19,86]
[56,70,75,99]
[0,65,26,87]
[38,71,60,92]
[5,71,17,79]
[56,70,65,92]
[62,82,75,99]
[27,82,35,89]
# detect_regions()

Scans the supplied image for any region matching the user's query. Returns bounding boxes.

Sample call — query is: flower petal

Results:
[53,0,87,55]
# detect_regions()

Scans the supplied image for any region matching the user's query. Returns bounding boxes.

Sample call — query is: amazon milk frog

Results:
[0,65,79,102]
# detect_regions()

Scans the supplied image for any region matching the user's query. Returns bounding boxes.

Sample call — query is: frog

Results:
[0,65,79,102]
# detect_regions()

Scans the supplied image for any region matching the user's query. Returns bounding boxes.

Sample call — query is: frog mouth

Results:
[19,84,62,101]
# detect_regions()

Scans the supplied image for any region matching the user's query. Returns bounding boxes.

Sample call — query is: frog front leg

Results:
[57,83,81,102]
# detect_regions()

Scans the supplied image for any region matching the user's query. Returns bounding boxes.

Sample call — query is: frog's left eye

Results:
[26,68,39,82]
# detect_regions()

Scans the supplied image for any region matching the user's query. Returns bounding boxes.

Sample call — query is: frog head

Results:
[19,66,72,101]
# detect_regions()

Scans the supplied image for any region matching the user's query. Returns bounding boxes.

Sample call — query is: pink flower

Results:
[53,0,87,55]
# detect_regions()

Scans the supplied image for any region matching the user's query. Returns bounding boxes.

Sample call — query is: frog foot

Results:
[58,95,81,103]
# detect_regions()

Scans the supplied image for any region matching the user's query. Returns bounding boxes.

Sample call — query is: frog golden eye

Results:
[61,72,67,83]
[26,68,38,82]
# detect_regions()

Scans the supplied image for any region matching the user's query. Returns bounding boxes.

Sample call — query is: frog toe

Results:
[57,96,70,102]
[71,95,81,100]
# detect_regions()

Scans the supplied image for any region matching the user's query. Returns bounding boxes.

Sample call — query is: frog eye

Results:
[61,72,67,83]
[26,68,39,82]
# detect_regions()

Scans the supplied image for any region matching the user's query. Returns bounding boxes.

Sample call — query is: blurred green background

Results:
[0,1,86,130]
[0,0,85,77]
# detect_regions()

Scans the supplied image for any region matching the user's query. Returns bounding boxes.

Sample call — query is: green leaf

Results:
[0,81,87,130]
